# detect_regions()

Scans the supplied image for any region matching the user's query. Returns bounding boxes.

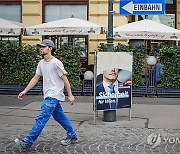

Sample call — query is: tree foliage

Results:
[159,45,180,88]
[56,45,83,87]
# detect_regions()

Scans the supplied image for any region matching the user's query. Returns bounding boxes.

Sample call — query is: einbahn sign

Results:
[119,0,165,15]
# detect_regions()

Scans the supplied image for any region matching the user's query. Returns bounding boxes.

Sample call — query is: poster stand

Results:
[129,108,131,121]
[93,52,132,124]
[129,83,132,121]
[93,51,97,125]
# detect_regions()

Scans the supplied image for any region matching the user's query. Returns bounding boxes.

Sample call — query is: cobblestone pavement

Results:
[1,123,180,154]
[0,95,180,154]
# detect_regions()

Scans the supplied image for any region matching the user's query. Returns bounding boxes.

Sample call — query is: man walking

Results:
[15,39,78,152]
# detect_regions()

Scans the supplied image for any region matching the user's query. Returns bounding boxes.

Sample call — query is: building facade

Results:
[0,0,179,68]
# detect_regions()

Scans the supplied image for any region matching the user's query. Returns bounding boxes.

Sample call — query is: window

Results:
[141,14,175,28]
[45,5,87,22]
[0,4,21,43]
[166,0,174,4]
[0,4,21,22]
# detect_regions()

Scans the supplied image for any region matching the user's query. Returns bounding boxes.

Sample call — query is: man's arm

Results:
[61,74,75,105]
[18,74,40,99]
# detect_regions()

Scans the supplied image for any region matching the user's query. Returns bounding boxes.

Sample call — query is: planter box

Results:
[0,84,82,96]
[1,84,180,98]
[0,84,42,95]
[157,88,180,98]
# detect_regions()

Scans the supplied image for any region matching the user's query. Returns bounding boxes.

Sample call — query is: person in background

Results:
[155,58,163,85]
[14,39,78,152]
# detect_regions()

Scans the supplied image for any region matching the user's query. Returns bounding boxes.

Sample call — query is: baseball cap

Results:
[37,39,55,48]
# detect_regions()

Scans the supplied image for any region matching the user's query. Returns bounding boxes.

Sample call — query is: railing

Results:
[0,81,180,98]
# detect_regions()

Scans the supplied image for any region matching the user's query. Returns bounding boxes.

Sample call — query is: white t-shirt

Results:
[36,57,67,101]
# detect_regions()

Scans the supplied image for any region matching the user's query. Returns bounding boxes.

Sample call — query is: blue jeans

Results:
[23,97,76,145]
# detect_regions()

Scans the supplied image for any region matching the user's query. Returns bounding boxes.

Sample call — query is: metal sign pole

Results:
[129,108,131,121]
[129,57,133,121]
[103,0,116,122]
[129,80,132,121]
[93,51,97,125]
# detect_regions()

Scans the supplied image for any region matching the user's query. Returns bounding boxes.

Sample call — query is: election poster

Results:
[95,52,133,111]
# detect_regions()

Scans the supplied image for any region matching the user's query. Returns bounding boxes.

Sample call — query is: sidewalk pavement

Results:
[0,95,180,153]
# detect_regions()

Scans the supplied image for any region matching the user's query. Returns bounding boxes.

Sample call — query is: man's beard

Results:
[40,51,48,56]
[40,52,48,58]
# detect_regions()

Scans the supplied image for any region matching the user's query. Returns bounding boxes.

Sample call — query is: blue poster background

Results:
[96,85,131,111]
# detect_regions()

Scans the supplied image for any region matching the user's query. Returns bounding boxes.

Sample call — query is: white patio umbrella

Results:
[114,19,180,40]
[26,17,103,36]
[0,18,25,36]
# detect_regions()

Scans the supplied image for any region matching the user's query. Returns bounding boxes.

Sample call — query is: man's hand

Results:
[68,95,75,105]
[17,74,40,100]
[18,90,26,100]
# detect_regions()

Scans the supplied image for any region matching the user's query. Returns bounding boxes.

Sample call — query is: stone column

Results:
[22,0,42,45]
